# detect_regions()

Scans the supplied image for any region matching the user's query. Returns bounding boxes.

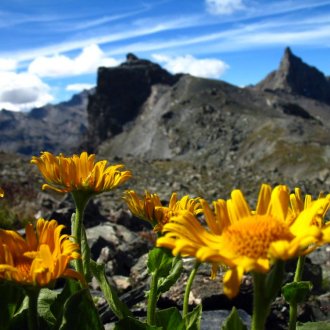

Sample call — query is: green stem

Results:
[288,302,298,330]
[147,269,159,326]
[288,256,306,330]
[71,191,92,284]
[251,272,269,330]
[26,288,40,330]
[183,261,200,317]
[294,256,305,282]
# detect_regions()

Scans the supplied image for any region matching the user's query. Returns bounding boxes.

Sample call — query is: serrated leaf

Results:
[51,279,81,329]
[221,307,248,330]
[90,260,132,320]
[36,288,59,326]
[59,288,103,330]
[157,256,183,295]
[155,307,185,330]
[184,304,202,330]
[296,321,330,330]
[147,248,174,277]
[9,288,59,330]
[282,281,312,304]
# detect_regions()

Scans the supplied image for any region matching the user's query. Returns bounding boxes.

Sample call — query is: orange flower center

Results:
[221,215,294,259]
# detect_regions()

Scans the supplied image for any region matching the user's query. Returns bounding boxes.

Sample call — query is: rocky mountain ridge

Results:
[91,49,330,187]
[0,89,91,155]
[254,47,330,104]
[86,54,181,149]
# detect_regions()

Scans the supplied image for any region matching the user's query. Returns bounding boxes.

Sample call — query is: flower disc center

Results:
[222,215,293,259]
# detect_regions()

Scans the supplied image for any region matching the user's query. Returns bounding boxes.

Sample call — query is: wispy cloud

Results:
[5,0,330,64]
[1,0,330,111]
[102,12,330,56]
[205,0,330,19]
[3,15,204,62]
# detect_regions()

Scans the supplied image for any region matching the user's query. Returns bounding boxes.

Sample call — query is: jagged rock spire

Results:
[255,47,330,104]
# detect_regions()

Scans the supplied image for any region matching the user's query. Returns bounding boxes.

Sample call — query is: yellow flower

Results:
[123,190,202,232]
[31,151,132,194]
[157,184,330,298]
[0,218,82,287]
[0,187,4,198]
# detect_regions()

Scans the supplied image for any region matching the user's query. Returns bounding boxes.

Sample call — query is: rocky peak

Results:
[86,54,182,149]
[255,47,330,104]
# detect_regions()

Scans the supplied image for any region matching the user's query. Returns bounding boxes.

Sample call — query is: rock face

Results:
[86,54,181,149]
[255,47,330,104]
[0,90,91,156]
[94,50,330,184]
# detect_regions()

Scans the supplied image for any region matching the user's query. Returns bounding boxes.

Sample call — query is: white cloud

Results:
[28,44,119,78]
[205,0,245,15]
[152,54,229,79]
[0,58,17,71]
[66,83,95,92]
[0,72,53,112]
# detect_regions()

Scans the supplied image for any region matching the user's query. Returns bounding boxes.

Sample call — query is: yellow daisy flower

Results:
[157,184,330,298]
[0,218,82,287]
[0,187,4,198]
[31,151,132,194]
[123,190,202,232]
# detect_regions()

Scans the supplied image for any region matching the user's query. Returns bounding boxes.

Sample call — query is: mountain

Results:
[0,89,92,155]
[86,54,181,149]
[254,47,330,104]
[88,51,330,187]
[1,49,330,196]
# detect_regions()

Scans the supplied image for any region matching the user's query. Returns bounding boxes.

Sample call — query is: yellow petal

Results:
[255,184,272,215]
[228,190,251,222]
[290,198,330,235]
[223,267,244,299]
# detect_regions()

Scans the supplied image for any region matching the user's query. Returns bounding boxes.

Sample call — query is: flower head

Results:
[0,188,3,198]
[0,218,82,287]
[157,184,330,298]
[31,151,132,194]
[123,190,202,232]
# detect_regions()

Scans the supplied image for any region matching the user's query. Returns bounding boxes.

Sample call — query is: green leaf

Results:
[59,288,103,330]
[296,321,330,330]
[155,307,185,330]
[50,279,81,329]
[90,260,132,320]
[35,288,59,326]
[184,304,202,330]
[147,248,173,277]
[221,307,248,330]
[9,288,59,330]
[0,282,24,329]
[282,281,313,304]
[157,256,183,295]
[114,316,161,330]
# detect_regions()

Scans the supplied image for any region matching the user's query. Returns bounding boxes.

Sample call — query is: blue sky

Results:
[1,0,330,111]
